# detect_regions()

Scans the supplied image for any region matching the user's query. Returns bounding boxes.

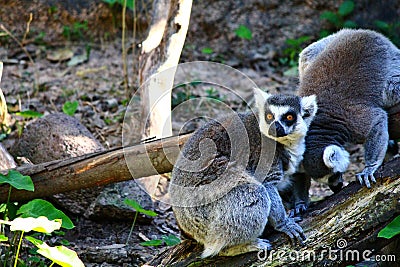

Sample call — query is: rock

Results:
[10,112,154,220]
[11,112,104,162]
[85,181,154,223]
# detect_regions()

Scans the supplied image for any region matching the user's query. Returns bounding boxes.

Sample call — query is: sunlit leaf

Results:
[162,235,181,246]
[26,236,84,267]
[235,25,252,40]
[17,199,74,229]
[201,47,214,54]
[140,239,163,246]
[0,234,8,242]
[62,101,79,116]
[15,110,43,119]
[378,215,400,239]
[124,199,157,217]
[7,216,61,233]
[0,170,34,191]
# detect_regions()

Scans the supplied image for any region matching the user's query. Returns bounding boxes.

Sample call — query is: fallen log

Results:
[145,157,400,267]
[0,134,191,202]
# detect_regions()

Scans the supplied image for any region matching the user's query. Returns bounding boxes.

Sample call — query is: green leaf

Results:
[62,101,79,116]
[15,110,43,119]
[140,239,163,247]
[320,11,340,26]
[124,199,157,217]
[235,25,252,40]
[125,0,135,11]
[343,20,357,28]
[201,47,214,54]
[378,215,400,239]
[26,236,84,267]
[5,216,62,233]
[374,20,389,30]
[0,170,34,191]
[162,235,181,246]
[0,234,8,242]
[338,1,355,17]
[17,199,74,229]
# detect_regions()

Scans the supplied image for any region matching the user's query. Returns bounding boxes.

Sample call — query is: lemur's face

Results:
[253,88,317,146]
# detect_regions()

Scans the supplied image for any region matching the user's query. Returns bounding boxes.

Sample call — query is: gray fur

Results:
[294,29,400,208]
[169,91,316,258]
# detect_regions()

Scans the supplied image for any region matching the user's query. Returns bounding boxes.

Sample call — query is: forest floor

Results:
[0,1,372,266]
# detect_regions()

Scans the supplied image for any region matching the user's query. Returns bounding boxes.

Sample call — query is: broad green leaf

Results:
[7,216,61,233]
[62,101,79,116]
[0,170,34,191]
[378,215,400,239]
[140,239,163,247]
[26,236,84,267]
[124,199,157,217]
[162,235,181,246]
[374,20,389,30]
[338,1,355,16]
[17,199,74,229]
[0,234,8,242]
[320,11,340,26]
[235,25,252,40]
[201,47,214,54]
[343,20,357,28]
[15,110,43,118]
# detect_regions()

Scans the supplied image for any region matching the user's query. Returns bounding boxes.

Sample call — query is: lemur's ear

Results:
[301,95,318,119]
[253,87,271,111]
[323,145,350,173]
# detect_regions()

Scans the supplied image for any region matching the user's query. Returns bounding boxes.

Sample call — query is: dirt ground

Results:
[1,0,397,266]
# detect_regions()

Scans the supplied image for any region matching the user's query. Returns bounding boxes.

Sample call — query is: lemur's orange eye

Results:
[266,113,274,120]
[286,114,294,121]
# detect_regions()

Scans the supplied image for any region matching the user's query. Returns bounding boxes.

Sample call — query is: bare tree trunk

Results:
[144,158,400,266]
[139,0,192,139]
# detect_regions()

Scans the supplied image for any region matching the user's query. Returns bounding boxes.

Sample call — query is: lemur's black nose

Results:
[268,121,286,137]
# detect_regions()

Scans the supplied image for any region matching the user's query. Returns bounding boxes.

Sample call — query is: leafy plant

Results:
[63,21,88,41]
[124,199,157,245]
[320,0,357,37]
[378,215,400,239]
[374,20,400,47]
[279,35,310,76]
[62,100,79,116]
[140,234,181,247]
[0,170,80,266]
[235,25,252,40]
[103,0,135,11]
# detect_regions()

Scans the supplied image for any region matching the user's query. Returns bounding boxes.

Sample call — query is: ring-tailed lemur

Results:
[289,29,400,214]
[169,88,317,258]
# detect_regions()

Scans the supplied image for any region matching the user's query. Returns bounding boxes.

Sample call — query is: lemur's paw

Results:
[276,218,306,246]
[255,238,273,251]
[288,202,308,220]
[356,165,379,188]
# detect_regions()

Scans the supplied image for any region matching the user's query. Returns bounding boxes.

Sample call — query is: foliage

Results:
[14,110,43,119]
[378,215,400,239]
[62,100,79,116]
[201,47,214,55]
[374,20,400,47]
[280,35,310,76]
[103,0,135,11]
[235,25,252,40]
[140,234,181,247]
[0,170,80,266]
[320,0,357,37]
[63,21,88,41]
[124,198,157,245]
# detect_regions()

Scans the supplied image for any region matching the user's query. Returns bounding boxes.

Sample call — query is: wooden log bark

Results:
[144,157,400,267]
[0,134,191,202]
